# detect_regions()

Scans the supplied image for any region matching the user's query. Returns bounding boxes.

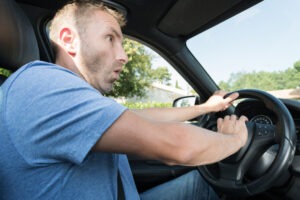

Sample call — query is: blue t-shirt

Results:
[0,61,140,200]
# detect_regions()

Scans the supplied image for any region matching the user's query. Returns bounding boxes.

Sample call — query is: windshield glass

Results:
[187,0,300,99]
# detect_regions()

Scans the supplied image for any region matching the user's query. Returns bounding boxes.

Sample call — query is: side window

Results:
[110,38,194,109]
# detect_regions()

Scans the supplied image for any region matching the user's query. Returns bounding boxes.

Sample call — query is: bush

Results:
[122,101,172,109]
[0,68,12,77]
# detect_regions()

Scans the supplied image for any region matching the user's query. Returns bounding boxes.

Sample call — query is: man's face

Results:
[76,10,128,94]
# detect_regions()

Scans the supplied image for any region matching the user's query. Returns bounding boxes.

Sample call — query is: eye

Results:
[107,35,113,42]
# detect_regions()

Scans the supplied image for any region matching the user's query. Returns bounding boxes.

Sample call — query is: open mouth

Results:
[113,69,122,80]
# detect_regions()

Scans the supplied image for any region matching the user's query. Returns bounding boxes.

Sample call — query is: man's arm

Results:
[93,110,248,166]
[132,91,238,122]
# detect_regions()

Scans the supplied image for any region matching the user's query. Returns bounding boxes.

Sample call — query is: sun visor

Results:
[158,0,262,37]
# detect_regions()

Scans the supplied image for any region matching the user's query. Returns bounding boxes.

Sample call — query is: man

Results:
[0,0,248,199]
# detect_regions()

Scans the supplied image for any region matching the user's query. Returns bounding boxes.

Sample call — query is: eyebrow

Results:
[110,27,123,40]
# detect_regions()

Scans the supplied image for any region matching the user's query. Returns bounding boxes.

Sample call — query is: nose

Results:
[117,45,128,65]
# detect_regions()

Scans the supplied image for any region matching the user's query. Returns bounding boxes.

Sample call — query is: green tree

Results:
[218,63,300,91]
[151,66,171,85]
[218,80,230,91]
[107,39,172,98]
[107,39,152,98]
[294,60,300,72]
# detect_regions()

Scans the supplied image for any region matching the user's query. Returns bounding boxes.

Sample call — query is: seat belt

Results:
[118,170,125,200]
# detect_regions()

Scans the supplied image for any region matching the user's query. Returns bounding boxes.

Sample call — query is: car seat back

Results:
[0,0,40,84]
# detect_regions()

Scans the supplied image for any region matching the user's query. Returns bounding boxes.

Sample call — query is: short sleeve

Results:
[3,61,127,166]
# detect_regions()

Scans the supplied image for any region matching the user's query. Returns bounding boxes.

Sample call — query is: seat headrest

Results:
[0,0,40,71]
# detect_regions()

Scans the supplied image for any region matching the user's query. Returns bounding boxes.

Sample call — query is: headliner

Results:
[16,0,262,39]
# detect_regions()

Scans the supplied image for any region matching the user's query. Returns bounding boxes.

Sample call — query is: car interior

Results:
[1,0,300,199]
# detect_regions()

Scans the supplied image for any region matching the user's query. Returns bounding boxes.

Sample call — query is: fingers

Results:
[224,115,237,120]
[207,90,239,112]
[217,117,223,130]
[224,92,239,103]
[217,114,248,147]
[213,90,239,111]
[238,115,248,122]
[217,115,248,131]
[221,114,248,122]
[214,90,239,101]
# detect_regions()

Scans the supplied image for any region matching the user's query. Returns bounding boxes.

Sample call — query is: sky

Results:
[186,0,300,83]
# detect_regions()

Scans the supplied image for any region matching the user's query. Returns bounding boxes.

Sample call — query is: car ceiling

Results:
[16,0,262,39]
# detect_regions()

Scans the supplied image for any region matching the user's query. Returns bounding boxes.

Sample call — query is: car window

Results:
[116,38,193,109]
[187,0,300,100]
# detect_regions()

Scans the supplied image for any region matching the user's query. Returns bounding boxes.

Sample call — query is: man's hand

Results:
[217,115,249,147]
[203,90,239,113]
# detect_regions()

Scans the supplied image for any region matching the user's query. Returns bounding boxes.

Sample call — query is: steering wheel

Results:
[198,89,296,196]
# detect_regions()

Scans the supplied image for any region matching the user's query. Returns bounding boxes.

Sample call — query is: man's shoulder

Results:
[3,60,85,91]
[1,60,97,114]
[22,60,78,77]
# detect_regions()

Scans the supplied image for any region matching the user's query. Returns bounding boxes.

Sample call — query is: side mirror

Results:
[173,95,200,107]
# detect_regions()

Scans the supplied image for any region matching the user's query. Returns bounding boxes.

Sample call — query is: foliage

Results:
[107,38,172,98]
[294,60,300,72]
[150,66,171,85]
[0,68,12,77]
[107,39,152,98]
[218,61,300,91]
[122,101,172,109]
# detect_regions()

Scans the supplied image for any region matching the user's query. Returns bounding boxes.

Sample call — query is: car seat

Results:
[0,0,40,85]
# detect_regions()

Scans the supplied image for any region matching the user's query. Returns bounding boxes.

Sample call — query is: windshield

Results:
[187,0,300,99]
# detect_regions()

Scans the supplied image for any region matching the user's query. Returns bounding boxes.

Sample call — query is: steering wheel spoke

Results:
[218,162,244,183]
[253,123,276,145]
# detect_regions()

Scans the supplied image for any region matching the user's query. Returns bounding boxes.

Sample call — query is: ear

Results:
[59,27,77,57]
